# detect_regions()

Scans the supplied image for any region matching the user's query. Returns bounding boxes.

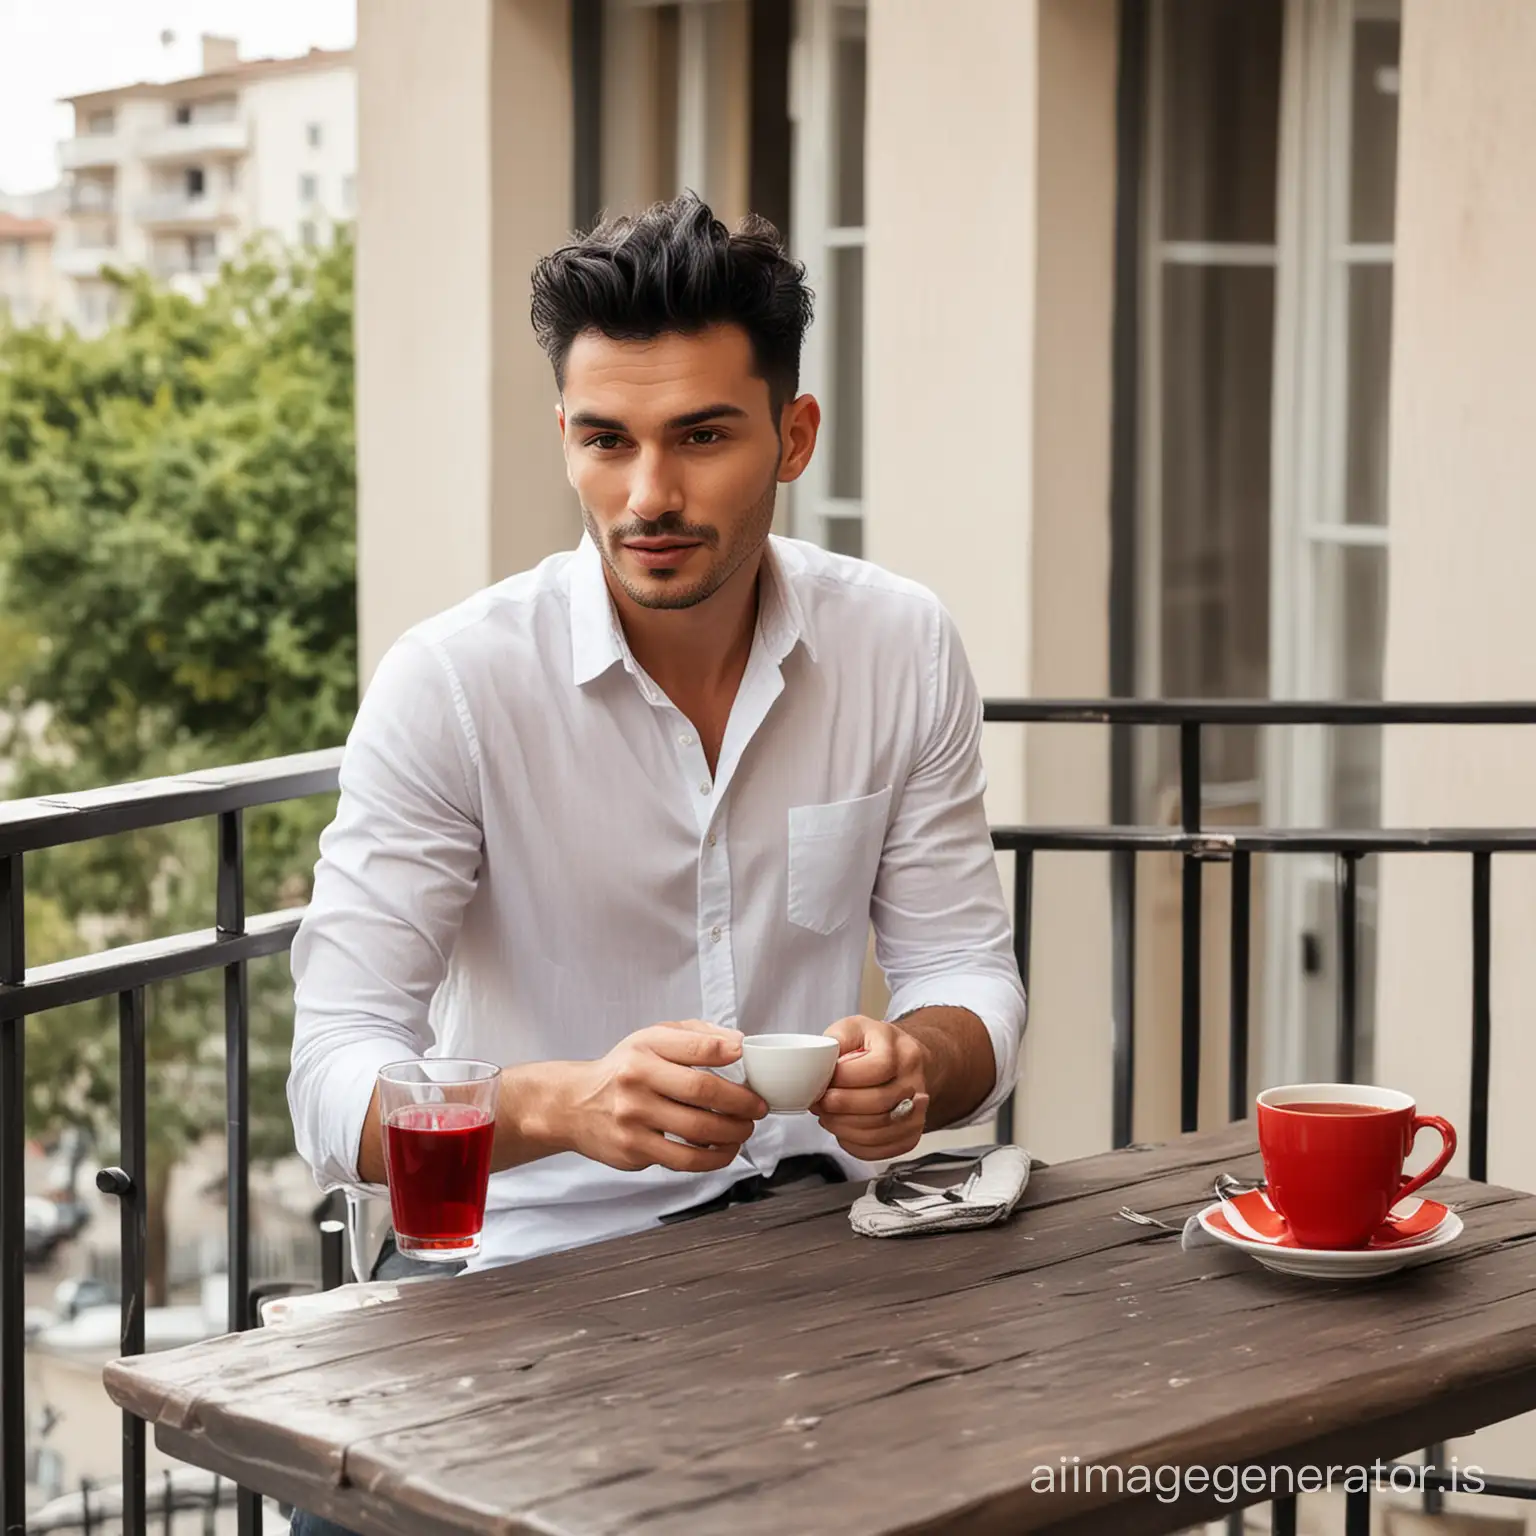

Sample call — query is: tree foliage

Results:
[0,233,356,1296]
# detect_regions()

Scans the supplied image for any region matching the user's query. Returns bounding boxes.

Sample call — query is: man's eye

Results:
[587,434,624,450]
[687,428,722,445]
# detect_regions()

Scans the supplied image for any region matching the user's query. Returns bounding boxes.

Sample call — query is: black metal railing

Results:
[984,699,1536,1535]
[0,750,343,1536]
[4,703,1536,1532]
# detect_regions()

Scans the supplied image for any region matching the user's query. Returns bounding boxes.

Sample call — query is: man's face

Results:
[558,324,818,611]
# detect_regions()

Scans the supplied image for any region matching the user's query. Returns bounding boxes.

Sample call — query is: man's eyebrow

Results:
[666,404,749,430]
[567,404,749,433]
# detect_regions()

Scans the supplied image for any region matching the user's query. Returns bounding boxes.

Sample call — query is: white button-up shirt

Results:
[288,534,1026,1270]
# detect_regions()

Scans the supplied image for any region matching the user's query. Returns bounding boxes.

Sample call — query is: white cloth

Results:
[288,533,1026,1271]
[849,1145,1032,1236]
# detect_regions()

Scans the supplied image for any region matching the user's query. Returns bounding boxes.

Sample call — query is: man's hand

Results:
[557,1021,768,1174]
[811,1016,932,1161]
[356,1021,766,1184]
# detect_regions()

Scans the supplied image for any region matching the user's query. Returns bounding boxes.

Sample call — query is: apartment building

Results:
[55,35,355,333]
[0,213,58,328]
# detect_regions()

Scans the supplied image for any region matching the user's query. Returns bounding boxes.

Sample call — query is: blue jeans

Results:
[290,1513,363,1536]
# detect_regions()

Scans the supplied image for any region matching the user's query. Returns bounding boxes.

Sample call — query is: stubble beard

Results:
[584,471,779,612]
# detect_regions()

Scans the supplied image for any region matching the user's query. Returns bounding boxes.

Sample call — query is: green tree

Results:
[0,232,356,1302]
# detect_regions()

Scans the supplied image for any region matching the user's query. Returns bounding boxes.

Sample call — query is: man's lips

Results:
[623,537,704,568]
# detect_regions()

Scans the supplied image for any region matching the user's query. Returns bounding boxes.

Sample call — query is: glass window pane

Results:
[1344,265,1393,525]
[832,9,866,227]
[824,515,863,558]
[1319,543,1387,827]
[1160,0,1284,244]
[1159,264,1275,786]
[830,244,864,500]
[1349,18,1400,244]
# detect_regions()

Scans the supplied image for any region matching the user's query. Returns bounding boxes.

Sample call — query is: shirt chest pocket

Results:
[787,786,893,936]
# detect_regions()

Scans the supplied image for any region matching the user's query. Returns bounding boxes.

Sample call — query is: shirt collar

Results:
[568,532,817,689]
[569,532,629,686]
[757,536,817,665]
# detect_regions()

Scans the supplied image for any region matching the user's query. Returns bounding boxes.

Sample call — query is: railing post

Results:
[320,1218,347,1292]
[1110,847,1137,1148]
[1336,852,1360,1083]
[0,854,24,1536]
[998,849,1034,1146]
[1179,722,1202,1132]
[1228,850,1251,1122]
[1345,1488,1371,1535]
[97,988,148,1534]
[216,811,259,1536]
[1470,851,1492,1183]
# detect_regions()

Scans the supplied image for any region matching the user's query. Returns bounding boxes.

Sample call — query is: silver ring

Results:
[889,1096,916,1123]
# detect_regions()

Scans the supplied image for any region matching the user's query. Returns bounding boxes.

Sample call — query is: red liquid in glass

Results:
[384,1104,495,1249]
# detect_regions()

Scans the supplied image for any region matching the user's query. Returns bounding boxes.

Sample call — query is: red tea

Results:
[384,1103,495,1251]
[1279,1102,1393,1116]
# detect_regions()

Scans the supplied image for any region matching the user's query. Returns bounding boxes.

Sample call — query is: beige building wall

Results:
[356,0,579,681]
[1377,0,1536,1516]
[1022,0,1118,1161]
[0,225,59,326]
[866,0,1118,1160]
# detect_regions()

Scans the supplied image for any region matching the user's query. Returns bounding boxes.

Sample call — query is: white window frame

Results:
[1139,0,1400,1086]
[789,0,866,548]
[1267,0,1399,1086]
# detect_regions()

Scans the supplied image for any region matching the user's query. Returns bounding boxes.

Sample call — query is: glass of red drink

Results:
[378,1059,500,1262]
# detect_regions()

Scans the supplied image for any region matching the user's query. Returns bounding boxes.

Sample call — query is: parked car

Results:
[52,1274,119,1321]
[22,1198,79,1268]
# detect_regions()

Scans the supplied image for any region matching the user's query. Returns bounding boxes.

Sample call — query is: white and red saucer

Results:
[1194,1186,1463,1280]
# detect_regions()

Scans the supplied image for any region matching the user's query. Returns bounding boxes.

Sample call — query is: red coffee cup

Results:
[1255,1083,1457,1250]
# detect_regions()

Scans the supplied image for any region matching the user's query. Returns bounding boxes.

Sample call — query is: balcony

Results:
[137,117,250,162]
[63,188,115,217]
[135,191,239,229]
[163,269,217,301]
[3,704,1536,1531]
[57,134,122,173]
[54,243,120,279]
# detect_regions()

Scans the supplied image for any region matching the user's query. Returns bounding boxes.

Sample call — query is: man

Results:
[285,192,1024,1535]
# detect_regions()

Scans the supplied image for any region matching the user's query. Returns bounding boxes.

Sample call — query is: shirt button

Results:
[707,832,717,847]
[710,926,722,943]
[680,732,695,746]
[699,782,712,796]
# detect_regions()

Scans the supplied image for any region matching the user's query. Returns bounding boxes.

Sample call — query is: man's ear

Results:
[556,403,576,489]
[776,394,822,484]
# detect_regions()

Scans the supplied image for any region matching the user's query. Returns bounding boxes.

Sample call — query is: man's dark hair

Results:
[530,192,814,413]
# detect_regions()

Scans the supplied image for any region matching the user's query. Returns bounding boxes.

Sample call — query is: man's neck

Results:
[606,548,767,770]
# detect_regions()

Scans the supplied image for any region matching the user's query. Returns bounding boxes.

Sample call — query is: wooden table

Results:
[104,1125,1536,1535]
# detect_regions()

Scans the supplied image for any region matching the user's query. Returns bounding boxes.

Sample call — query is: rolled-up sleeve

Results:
[872,605,1027,1126]
[288,632,484,1196]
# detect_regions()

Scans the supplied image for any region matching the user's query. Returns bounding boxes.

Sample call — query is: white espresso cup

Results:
[739,1033,841,1114]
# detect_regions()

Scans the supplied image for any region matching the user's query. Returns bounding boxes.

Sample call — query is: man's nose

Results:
[627,447,683,520]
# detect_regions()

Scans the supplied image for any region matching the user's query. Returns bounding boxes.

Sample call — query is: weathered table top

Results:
[104,1124,1536,1535]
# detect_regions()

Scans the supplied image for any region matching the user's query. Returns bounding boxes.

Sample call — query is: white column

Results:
[1377,0,1536,1513]
[865,0,1118,1158]
[865,0,1038,805]
[1025,0,1118,1159]
[356,0,577,680]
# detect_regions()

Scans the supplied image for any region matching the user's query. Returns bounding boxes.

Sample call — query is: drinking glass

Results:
[377,1059,500,1261]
